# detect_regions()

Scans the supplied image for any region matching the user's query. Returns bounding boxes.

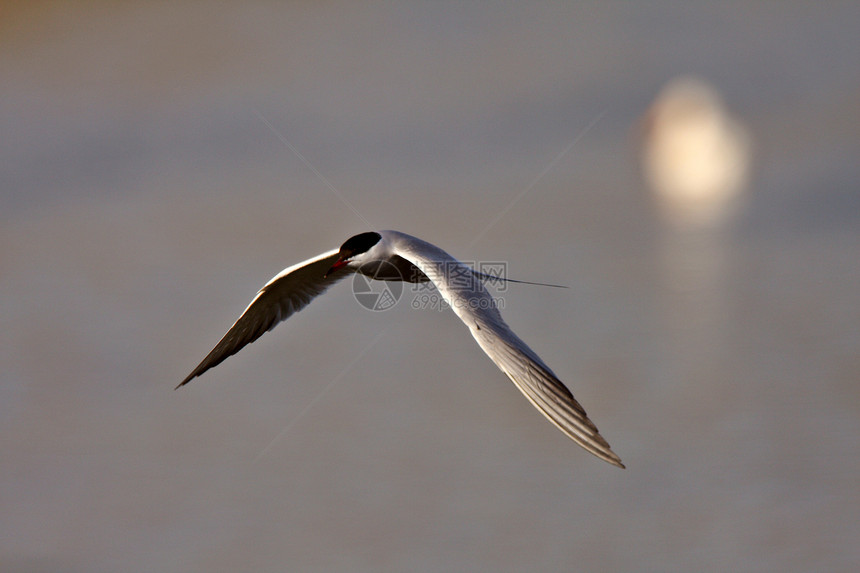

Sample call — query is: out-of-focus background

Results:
[2,2,859,572]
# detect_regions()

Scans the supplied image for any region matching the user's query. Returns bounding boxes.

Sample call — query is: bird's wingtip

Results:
[605,451,625,469]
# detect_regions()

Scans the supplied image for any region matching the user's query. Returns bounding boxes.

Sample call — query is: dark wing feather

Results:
[177,249,346,388]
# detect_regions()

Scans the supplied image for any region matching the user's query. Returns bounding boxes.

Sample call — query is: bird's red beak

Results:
[325,258,348,278]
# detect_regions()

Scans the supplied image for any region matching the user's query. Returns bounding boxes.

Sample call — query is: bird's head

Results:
[325,231,384,277]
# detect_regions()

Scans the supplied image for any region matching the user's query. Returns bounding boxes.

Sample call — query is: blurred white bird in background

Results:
[641,76,752,228]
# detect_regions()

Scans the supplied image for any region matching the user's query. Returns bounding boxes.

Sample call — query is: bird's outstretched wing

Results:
[177,249,347,388]
[391,232,624,468]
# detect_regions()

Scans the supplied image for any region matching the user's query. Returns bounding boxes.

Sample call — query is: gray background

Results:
[2,2,859,572]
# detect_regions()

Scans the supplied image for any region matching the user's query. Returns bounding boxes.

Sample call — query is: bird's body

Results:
[179,230,624,468]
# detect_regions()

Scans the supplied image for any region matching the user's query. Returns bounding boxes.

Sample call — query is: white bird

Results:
[178,230,624,468]
[641,76,752,227]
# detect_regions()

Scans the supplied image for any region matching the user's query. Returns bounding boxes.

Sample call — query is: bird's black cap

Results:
[338,231,382,257]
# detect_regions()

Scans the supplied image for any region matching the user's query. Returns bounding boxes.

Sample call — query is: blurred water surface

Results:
[2,3,859,572]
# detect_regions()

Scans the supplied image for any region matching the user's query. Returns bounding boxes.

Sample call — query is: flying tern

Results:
[178,230,624,468]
